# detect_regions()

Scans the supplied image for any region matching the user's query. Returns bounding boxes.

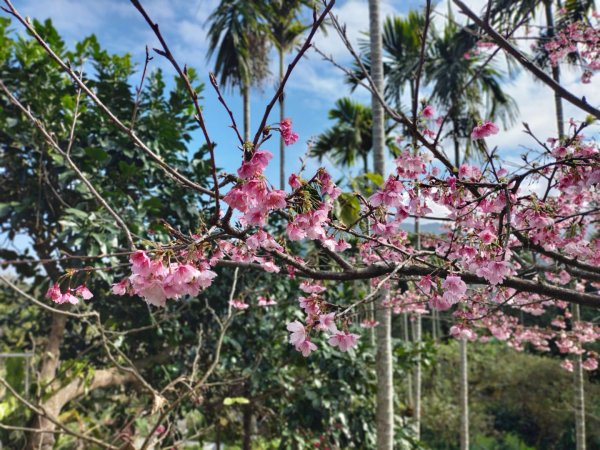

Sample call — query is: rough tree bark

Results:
[459,338,469,450]
[573,304,586,450]
[279,46,286,190]
[369,0,394,448]
[242,81,250,141]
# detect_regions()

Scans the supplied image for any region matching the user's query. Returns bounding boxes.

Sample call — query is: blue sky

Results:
[6,0,423,186]
[5,0,599,200]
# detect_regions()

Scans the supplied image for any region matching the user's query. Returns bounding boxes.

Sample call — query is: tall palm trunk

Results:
[279,47,285,190]
[412,314,422,440]
[242,81,250,141]
[573,304,586,450]
[369,0,394,448]
[544,0,565,138]
[412,218,422,439]
[454,143,469,450]
[544,4,583,446]
[459,338,469,450]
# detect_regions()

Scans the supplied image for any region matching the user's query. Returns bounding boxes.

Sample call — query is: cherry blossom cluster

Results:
[287,282,359,357]
[545,19,600,83]
[44,111,600,370]
[110,250,217,307]
[46,283,93,305]
[280,118,299,146]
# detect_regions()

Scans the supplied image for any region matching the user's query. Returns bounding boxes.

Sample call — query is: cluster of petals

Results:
[230,299,249,310]
[257,295,277,307]
[329,331,360,352]
[46,283,93,305]
[370,176,405,208]
[441,275,468,305]
[395,150,427,179]
[287,320,317,357]
[224,151,288,227]
[286,280,361,356]
[286,170,342,247]
[280,118,299,145]
[112,251,217,307]
[545,21,599,83]
[449,324,477,341]
[471,121,499,140]
[421,104,435,118]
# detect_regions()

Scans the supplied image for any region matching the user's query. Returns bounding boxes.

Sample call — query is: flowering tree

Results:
[1,0,600,447]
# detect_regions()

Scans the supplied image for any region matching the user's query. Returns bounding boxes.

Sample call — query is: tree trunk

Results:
[412,315,422,440]
[369,0,394,448]
[459,338,469,450]
[453,128,461,170]
[242,81,250,142]
[243,403,252,450]
[27,245,67,450]
[544,0,565,139]
[573,304,586,450]
[412,218,422,439]
[27,312,67,450]
[403,313,413,412]
[279,47,286,190]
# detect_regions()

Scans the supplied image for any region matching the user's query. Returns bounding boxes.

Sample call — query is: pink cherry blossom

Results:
[300,282,326,294]
[471,121,499,140]
[74,285,93,300]
[360,319,379,328]
[450,325,476,341]
[112,279,129,296]
[287,320,307,346]
[316,313,337,333]
[296,339,317,357]
[280,118,299,145]
[289,173,302,189]
[561,359,574,372]
[257,296,277,307]
[583,356,598,371]
[329,331,360,352]
[442,275,467,304]
[422,104,435,118]
[46,283,62,302]
[230,299,249,310]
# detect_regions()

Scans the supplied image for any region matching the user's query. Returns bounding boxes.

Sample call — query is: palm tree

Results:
[206,0,270,140]
[311,98,374,173]
[367,1,394,448]
[261,0,314,189]
[311,97,399,176]
[426,17,518,166]
[490,4,594,444]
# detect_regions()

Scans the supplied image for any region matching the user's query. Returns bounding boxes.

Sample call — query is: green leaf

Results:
[84,147,109,162]
[0,201,18,219]
[364,172,384,186]
[223,397,250,406]
[65,208,89,220]
[334,193,361,227]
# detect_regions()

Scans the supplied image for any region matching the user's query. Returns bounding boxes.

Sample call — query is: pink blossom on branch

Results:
[287,320,317,356]
[422,104,435,118]
[230,299,249,310]
[329,331,360,352]
[471,121,499,140]
[280,118,299,145]
[442,274,467,304]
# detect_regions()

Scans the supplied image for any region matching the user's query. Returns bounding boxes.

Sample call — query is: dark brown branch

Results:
[1,0,215,199]
[251,0,336,148]
[453,0,600,120]
[129,0,221,219]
